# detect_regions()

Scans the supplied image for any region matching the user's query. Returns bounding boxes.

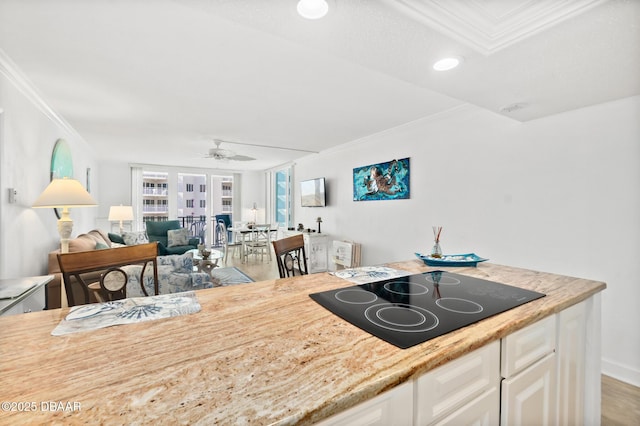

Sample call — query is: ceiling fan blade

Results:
[214,138,319,153]
[229,155,256,161]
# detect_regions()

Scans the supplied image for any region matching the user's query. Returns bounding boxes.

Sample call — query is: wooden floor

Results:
[602,375,640,425]
[219,256,640,425]
[218,245,281,282]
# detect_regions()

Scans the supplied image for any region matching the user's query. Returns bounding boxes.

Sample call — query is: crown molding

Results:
[383,0,608,55]
[0,49,82,139]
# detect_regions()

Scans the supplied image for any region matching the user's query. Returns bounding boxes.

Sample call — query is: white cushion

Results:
[167,228,190,247]
[122,231,149,246]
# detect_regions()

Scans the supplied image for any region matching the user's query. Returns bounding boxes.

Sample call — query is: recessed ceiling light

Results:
[297,0,329,20]
[433,57,463,71]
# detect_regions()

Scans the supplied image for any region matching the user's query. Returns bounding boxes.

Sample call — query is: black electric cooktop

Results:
[310,271,545,349]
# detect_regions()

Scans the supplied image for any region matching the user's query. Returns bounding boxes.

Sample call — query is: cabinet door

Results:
[316,381,413,426]
[501,352,557,426]
[432,387,499,426]
[556,300,586,426]
[22,285,46,313]
[305,234,328,273]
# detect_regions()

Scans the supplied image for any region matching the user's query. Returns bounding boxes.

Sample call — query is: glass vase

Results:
[431,226,443,258]
[431,241,443,258]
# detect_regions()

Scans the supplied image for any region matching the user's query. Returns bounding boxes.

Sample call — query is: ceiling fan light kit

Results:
[297,0,329,20]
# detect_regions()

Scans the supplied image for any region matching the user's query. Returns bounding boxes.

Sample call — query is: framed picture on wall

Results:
[353,157,410,201]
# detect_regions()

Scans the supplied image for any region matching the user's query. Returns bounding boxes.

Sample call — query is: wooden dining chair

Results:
[57,242,159,306]
[272,234,308,278]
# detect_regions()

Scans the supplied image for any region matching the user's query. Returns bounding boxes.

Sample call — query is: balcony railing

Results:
[143,189,168,196]
[143,206,169,213]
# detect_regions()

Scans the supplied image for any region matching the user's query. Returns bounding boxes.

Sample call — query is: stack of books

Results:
[332,240,361,269]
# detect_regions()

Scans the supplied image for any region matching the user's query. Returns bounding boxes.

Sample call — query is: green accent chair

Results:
[145,220,200,255]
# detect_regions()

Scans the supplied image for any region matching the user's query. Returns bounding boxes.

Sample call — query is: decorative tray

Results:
[414,252,488,267]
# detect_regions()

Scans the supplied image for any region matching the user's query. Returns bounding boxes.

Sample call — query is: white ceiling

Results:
[0,0,638,171]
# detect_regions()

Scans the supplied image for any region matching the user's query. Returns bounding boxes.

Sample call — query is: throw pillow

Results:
[167,228,190,248]
[108,233,126,245]
[122,231,149,246]
[95,242,110,250]
[158,251,193,273]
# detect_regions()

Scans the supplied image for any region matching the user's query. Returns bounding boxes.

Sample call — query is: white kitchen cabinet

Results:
[501,314,556,378]
[501,315,557,426]
[315,295,600,426]
[282,230,329,273]
[432,387,499,426]
[415,340,500,425]
[316,380,413,426]
[0,276,50,316]
[501,352,557,425]
[556,299,587,425]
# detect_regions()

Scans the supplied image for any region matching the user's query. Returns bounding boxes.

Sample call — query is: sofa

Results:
[46,229,214,309]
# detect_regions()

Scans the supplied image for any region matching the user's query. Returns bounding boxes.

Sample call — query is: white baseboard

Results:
[602,358,640,387]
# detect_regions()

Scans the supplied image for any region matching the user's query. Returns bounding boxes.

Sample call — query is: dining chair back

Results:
[272,234,308,278]
[57,242,159,306]
[216,220,243,263]
[244,224,272,262]
[190,221,207,244]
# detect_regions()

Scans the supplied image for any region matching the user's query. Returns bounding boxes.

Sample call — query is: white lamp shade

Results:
[108,205,134,221]
[32,177,97,208]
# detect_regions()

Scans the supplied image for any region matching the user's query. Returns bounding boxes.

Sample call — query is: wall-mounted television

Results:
[300,177,326,207]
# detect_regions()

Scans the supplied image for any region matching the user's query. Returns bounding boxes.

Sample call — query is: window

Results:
[136,170,233,237]
[273,167,292,228]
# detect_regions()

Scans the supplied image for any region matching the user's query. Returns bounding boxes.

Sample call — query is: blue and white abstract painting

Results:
[353,157,410,201]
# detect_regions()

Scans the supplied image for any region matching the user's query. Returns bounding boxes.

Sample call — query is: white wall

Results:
[293,97,640,386]
[0,66,99,279]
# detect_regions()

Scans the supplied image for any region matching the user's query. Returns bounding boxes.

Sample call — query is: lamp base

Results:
[57,207,73,308]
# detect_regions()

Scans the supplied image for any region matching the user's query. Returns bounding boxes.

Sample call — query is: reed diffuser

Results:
[431,226,443,258]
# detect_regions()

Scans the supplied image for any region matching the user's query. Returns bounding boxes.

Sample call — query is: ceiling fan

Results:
[205,140,256,161]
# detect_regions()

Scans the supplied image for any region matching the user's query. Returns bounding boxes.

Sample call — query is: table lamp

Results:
[33,177,97,307]
[108,205,134,234]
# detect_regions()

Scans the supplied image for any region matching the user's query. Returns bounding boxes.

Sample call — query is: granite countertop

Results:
[0,261,605,425]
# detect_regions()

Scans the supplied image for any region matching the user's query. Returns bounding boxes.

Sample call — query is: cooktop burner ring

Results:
[364,303,439,333]
[383,281,429,295]
[424,275,461,285]
[334,289,378,305]
[435,297,484,314]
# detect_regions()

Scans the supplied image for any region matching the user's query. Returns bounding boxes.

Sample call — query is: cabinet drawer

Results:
[501,315,556,378]
[316,381,413,426]
[415,340,500,425]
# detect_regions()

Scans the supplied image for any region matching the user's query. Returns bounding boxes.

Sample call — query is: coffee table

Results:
[188,249,224,277]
